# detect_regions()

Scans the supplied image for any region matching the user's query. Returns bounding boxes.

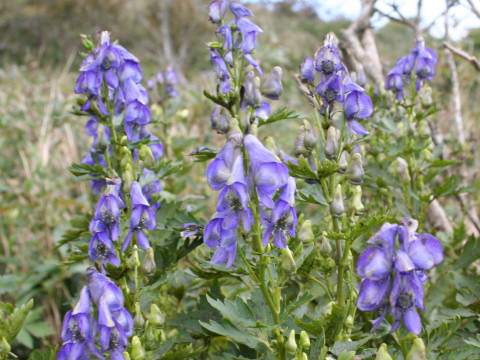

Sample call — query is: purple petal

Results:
[418,233,443,265]
[408,239,434,270]
[404,307,422,334]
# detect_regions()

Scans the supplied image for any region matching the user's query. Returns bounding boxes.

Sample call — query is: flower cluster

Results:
[204,131,297,267]
[58,268,133,360]
[300,39,373,135]
[146,66,179,99]
[385,37,438,100]
[74,32,162,263]
[356,218,443,334]
[208,1,283,126]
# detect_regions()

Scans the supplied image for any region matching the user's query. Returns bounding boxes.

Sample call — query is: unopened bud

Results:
[375,343,392,360]
[351,185,364,214]
[319,231,332,256]
[228,118,242,136]
[265,136,277,153]
[301,353,308,360]
[133,303,145,328]
[338,351,356,360]
[397,157,411,184]
[261,66,283,100]
[338,151,348,173]
[406,338,427,360]
[418,119,430,139]
[127,245,141,268]
[211,105,230,134]
[141,247,156,275]
[322,301,334,316]
[298,220,314,243]
[346,153,364,185]
[345,315,354,328]
[123,163,134,189]
[300,331,310,350]
[422,149,432,163]
[0,337,10,354]
[286,330,297,356]
[280,248,297,275]
[249,123,258,137]
[139,144,155,169]
[145,322,158,342]
[123,352,131,360]
[321,256,336,273]
[325,126,338,159]
[330,184,344,217]
[149,304,165,328]
[131,336,146,360]
[420,86,433,107]
[295,120,317,156]
[120,135,128,146]
[254,77,262,105]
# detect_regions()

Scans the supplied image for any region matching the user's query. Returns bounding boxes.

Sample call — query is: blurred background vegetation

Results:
[0,0,479,356]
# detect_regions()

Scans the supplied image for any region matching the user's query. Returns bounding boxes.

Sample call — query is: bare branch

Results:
[443,41,480,71]
[466,0,480,18]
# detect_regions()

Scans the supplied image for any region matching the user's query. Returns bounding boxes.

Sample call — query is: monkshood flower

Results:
[262,177,297,249]
[87,267,133,358]
[344,90,373,135]
[82,152,108,194]
[385,37,437,98]
[356,218,443,334]
[123,181,156,252]
[244,134,289,209]
[141,169,163,211]
[208,0,230,24]
[58,286,104,360]
[204,214,238,267]
[300,40,373,134]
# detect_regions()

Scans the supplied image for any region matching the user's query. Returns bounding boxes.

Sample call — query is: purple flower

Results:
[122,181,156,252]
[230,3,253,19]
[356,218,443,334]
[208,0,230,24]
[315,74,344,105]
[261,66,283,100]
[58,286,104,360]
[314,45,342,77]
[206,133,243,191]
[255,102,270,120]
[300,56,315,83]
[244,134,289,208]
[87,268,133,356]
[204,214,238,267]
[344,90,373,135]
[236,17,263,55]
[262,177,297,249]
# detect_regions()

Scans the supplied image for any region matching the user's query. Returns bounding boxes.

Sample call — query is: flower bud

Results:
[149,303,165,328]
[249,123,258,137]
[261,66,283,100]
[375,344,392,360]
[330,184,344,218]
[211,105,230,134]
[145,322,158,342]
[141,247,156,275]
[338,351,356,360]
[397,157,411,184]
[345,315,354,328]
[301,353,308,360]
[325,126,338,159]
[338,151,348,173]
[286,330,297,356]
[254,76,262,105]
[300,331,310,350]
[123,163,134,190]
[319,231,332,256]
[295,120,317,157]
[322,301,334,316]
[298,220,314,243]
[131,336,146,360]
[133,302,145,328]
[397,121,405,135]
[351,185,364,215]
[123,352,131,360]
[280,248,297,275]
[321,256,336,273]
[1,337,10,354]
[422,149,432,163]
[346,153,364,185]
[406,338,427,360]
[139,144,155,169]
[420,86,433,108]
[120,135,128,146]
[418,119,430,139]
[264,136,278,154]
[228,117,242,137]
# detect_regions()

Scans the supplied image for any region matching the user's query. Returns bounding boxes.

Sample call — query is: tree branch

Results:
[443,41,480,71]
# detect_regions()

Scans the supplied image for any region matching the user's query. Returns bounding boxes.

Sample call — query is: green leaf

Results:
[280,292,314,323]
[453,235,480,270]
[68,162,109,180]
[331,337,372,356]
[297,182,328,206]
[286,156,318,180]
[258,107,301,127]
[464,334,480,348]
[0,299,34,344]
[189,147,218,162]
